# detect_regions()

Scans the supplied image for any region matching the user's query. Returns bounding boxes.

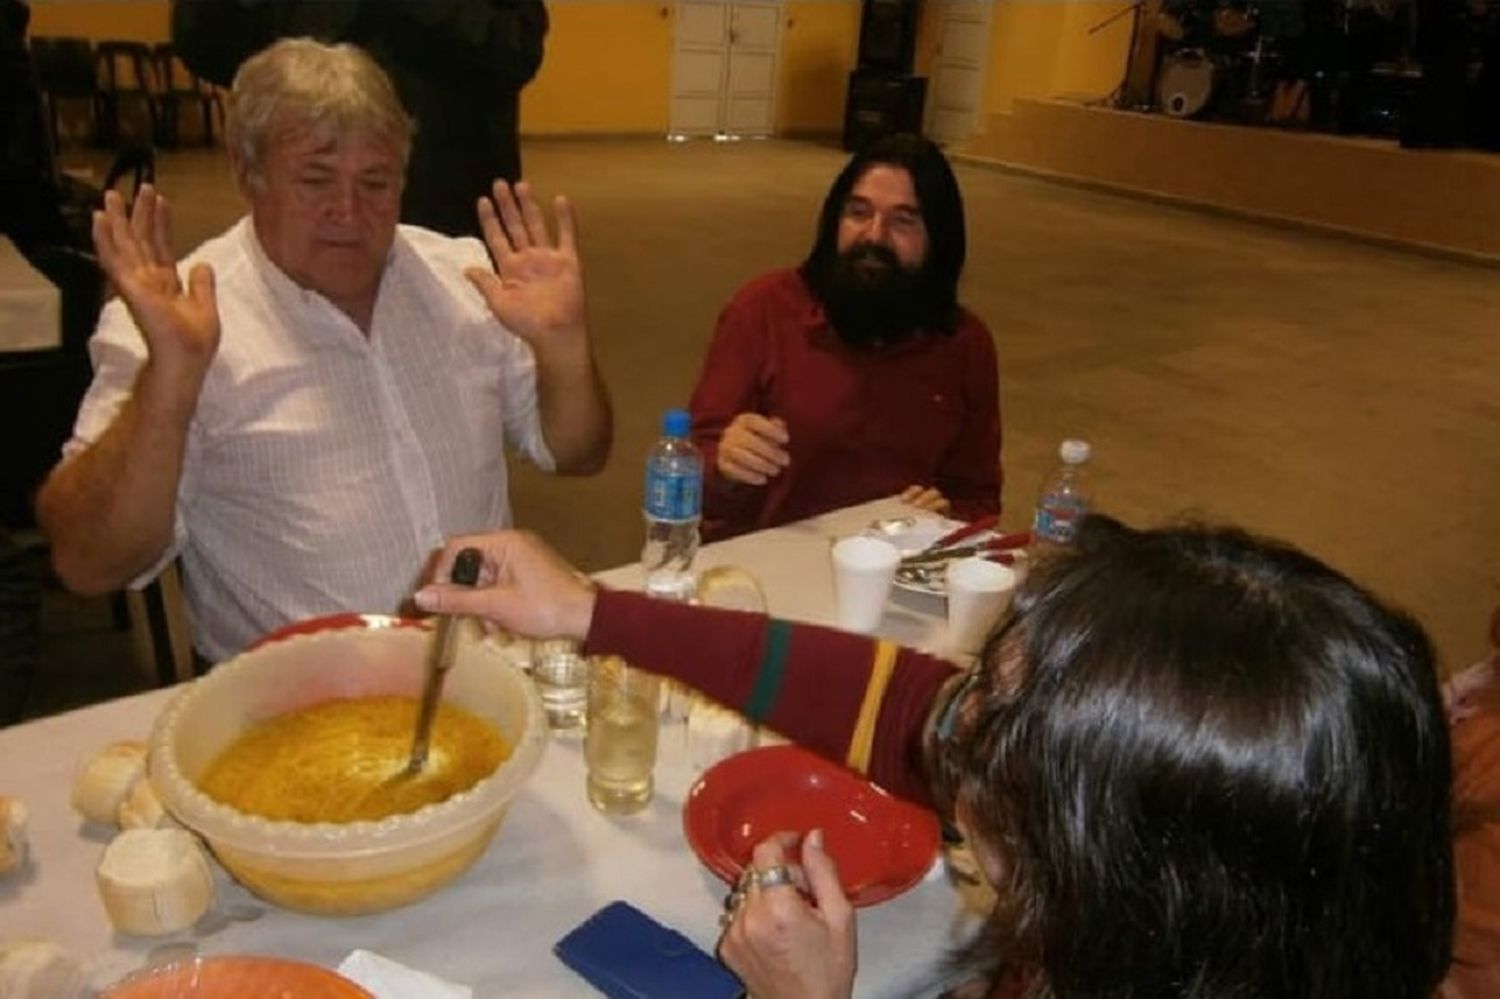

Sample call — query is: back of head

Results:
[959,517,1454,998]
[226,37,413,189]
[800,133,966,329]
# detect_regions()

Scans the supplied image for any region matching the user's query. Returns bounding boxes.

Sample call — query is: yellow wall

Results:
[520,3,676,135]
[29,1,860,136]
[777,2,860,134]
[524,1,861,135]
[982,2,1131,115]
[28,1,168,41]
[25,1,1129,134]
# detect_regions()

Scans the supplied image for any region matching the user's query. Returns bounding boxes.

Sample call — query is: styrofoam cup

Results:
[946,558,1018,657]
[831,536,900,633]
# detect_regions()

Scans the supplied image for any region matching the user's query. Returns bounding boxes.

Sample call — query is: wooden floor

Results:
[14,135,1499,721]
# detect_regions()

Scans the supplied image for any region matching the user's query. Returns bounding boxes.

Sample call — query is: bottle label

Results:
[644,467,701,521]
[1034,496,1087,545]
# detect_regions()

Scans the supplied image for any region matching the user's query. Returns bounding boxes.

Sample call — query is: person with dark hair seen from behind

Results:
[35,38,610,665]
[689,134,1001,541]
[170,0,548,237]
[416,516,1457,998]
[1441,605,1500,998]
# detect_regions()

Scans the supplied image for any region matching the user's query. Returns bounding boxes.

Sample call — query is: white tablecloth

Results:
[0,235,60,353]
[0,498,967,996]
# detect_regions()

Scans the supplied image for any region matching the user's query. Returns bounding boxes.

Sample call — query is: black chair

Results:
[29,35,103,150]
[151,43,222,148]
[94,40,160,148]
[0,529,41,723]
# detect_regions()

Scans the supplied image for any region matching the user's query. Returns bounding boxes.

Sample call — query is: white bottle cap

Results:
[1059,439,1091,464]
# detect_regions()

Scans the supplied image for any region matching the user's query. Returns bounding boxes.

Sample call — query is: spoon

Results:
[866,515,917,537]
[896,564,943,586]
[404,547,483,776]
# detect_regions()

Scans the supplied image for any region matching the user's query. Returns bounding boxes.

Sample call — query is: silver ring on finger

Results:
[747,864,798,891]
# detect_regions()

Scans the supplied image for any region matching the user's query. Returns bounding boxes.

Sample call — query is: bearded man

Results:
[688,134,1001,541]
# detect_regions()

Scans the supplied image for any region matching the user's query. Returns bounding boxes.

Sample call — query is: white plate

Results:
[863,516,1025,597]
[863,515,966,597]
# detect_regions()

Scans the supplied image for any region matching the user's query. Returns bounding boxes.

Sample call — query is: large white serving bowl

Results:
[147,621,547,916]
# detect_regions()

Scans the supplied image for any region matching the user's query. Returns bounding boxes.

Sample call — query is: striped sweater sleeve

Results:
[582,588,959,807]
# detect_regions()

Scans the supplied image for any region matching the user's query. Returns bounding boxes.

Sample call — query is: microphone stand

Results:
[1091,0,1157,110]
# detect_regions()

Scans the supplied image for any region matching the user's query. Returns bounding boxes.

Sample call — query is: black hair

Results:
[950,516,1454,998]
[799,133,966,334]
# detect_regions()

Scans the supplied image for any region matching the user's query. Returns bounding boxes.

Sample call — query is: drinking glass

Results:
[532,638,589,732]
[584,657,661,816]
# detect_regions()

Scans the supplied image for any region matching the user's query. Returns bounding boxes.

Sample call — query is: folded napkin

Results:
[337,950,472,999]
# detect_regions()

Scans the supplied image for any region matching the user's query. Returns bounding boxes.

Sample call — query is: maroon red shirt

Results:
[689,269,1002,541]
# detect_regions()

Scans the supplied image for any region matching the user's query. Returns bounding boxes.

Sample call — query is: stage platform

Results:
[957,98,1500,263]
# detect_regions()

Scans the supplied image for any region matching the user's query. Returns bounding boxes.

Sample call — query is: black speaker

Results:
[842,70,927,151]
[857,0,921,76]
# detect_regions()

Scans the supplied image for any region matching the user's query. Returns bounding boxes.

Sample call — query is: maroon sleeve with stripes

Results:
[583,588,771,709]
[583,588,957,808]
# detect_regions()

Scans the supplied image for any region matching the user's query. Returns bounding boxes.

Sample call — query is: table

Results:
[0,235,61,353]
[0,498,968,996]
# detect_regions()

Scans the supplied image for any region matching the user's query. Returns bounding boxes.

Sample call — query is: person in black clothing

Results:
[1,0,71,256]
[171,0,548,237]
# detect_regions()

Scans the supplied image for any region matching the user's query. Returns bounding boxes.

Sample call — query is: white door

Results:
[924,1,993,146]
[669,1,783,138]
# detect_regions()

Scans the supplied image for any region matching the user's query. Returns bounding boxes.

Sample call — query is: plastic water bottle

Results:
[1032,439,1092,552]
[641,408,702,601]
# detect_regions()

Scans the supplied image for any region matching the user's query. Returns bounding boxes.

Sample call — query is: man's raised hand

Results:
[466,180,588,362]
[92,185,219,394]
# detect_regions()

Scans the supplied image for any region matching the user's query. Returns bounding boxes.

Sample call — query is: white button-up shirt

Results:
[65,218,554,661]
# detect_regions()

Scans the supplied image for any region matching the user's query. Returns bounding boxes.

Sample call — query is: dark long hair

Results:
[950,517,1454,998]
[798,133,966,333]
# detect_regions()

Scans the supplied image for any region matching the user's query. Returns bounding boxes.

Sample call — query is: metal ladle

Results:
[404,547,483,776]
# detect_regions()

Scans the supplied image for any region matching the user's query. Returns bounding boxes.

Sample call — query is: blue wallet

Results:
[554,900,745,999]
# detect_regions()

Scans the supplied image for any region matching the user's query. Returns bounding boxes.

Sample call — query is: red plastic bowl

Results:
[683,744,940,906]
[101,956,373,998]
[248,613,428,651]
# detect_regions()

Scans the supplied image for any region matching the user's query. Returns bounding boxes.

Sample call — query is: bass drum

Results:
[1157,49,1216,118]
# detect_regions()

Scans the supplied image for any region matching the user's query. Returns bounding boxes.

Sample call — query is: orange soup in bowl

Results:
[199,695,509,823]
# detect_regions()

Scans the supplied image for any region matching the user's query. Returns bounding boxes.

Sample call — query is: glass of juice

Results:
[584,657,660,816]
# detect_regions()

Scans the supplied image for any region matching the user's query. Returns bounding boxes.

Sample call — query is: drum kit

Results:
[1152,3,1282,121]
[1138,0,1419,127]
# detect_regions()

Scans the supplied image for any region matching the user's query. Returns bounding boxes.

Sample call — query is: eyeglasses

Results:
[840,197,923,236]
[926,612,1024,817]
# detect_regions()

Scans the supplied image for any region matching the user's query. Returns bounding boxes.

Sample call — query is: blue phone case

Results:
[554,900,744,999]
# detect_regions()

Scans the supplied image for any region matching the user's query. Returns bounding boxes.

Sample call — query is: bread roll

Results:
[96,828,215,936]
[117,779,176,831]
[0,940,90,999]
[0,796,27,875]
[71,741,147,827]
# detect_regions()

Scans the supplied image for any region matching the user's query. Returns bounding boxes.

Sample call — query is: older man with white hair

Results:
[35,38,612,662]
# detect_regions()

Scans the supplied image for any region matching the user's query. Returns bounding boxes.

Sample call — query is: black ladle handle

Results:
[451,547,483,587]
[406,545,485,775]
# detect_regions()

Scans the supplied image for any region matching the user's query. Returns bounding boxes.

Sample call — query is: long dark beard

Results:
[818,244,948,348]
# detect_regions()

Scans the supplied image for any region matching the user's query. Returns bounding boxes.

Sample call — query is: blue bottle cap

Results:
[663,408,691,437]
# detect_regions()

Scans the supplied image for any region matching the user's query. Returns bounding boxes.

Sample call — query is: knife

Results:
[929,513,1001,550]
[406,546,484,776]
[899,531,1032,567]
